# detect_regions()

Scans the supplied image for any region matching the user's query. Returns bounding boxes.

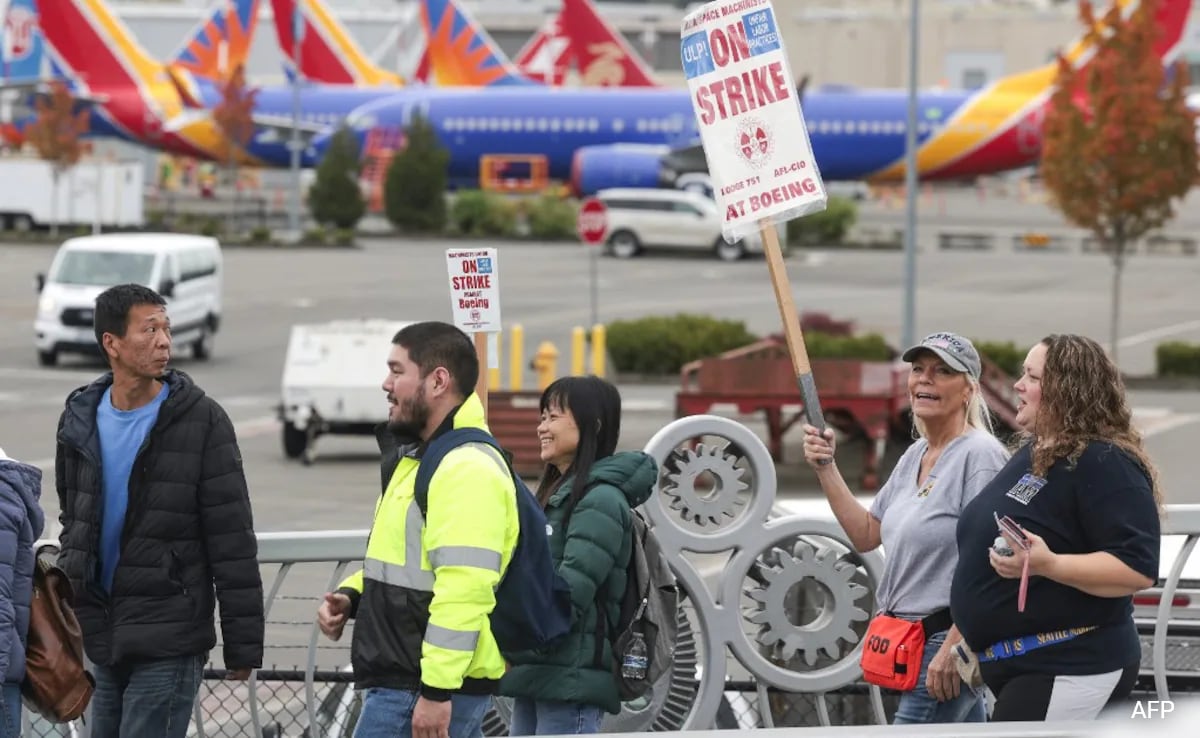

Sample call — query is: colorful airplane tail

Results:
[168,0,260,81]
[562,0,658,87]
[270,0,404,86]
[37,0,171,91]
[514,15,571,86]
[877,0,1190,180]
[420,0,535,87]
[1,0,47,82]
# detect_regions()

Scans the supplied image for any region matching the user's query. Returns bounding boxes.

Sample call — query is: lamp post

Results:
[901,0,920,351]
[288,4,304,238]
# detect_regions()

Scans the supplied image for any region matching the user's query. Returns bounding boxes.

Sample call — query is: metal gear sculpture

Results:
[660,443,748,526]
[642,415,887,729]
[745,539,871,666]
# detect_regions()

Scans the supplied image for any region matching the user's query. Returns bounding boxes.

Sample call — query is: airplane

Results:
[305,0,1190,195]
[268,0,406,87]
[273,0,657,89]
[559,0,659,88]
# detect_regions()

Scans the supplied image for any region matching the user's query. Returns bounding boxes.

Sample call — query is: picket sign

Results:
[446,248,501,412]
[680,0,829,432]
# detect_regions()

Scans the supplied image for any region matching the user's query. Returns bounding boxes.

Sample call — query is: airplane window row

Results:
[809,119,992,135]
[439,117,692,134]
[444,117,602,133]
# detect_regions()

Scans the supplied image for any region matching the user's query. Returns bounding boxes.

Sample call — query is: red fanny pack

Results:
[860,614,925,691]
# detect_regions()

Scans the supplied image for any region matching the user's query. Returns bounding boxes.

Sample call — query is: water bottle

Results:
[621,632,648,681]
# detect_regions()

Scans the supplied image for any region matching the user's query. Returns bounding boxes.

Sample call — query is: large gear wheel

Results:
[660,443,748,526]
[744,538,870,667]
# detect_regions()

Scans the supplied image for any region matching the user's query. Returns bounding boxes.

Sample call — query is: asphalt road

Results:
[1,236,1198,536]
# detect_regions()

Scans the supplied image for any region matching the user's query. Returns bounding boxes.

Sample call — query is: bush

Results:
[606,314,759,375]
[333,228,356,246]
[527,194,577,240]
[786,195,857,246]
[805,332,894,360]
[384,112,449,233]
[972,340,1025,377]
[307,126,366,230]
[450,190,517,237]
[801,311,856,337]
[1157,341,1200,377]
[249,226,271,244]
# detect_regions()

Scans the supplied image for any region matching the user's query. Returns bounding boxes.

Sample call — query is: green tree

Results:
[1040,0,1198,366]
[25,80,90,236]
[383,112,449,232]
[308,126,366,229]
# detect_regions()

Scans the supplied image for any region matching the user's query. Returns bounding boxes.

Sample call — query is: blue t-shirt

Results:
[96,382,169,593]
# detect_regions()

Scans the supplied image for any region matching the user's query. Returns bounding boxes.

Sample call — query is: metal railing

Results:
[23,501,1199,737]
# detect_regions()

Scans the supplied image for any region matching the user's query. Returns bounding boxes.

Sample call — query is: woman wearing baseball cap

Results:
[802,331,1009,724]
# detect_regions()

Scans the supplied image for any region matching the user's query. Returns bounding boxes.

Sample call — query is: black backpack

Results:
[414,428,574,654]
[565,488,679,700]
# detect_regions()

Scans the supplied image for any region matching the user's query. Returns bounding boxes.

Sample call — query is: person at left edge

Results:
[54,284,264,738]
[316,321,519,738]
[0,446,44,738]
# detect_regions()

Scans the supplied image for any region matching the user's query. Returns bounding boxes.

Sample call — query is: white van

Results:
[596,188,768,261]
[34,233,223,366]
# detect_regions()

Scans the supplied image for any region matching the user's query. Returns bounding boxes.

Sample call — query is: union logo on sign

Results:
[734,117,773,169]
[470,309,481,323]
[5,7,36,60]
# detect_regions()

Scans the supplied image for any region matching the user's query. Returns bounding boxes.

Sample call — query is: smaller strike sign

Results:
[681,0,826,242]
[446,248,501,333]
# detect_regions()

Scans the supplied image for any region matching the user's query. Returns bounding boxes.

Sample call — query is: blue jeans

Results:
[509,698,604,735]
[353,688,491,738]
[89,653,206,738]
[893,630,987,725]
[0,682,20,738]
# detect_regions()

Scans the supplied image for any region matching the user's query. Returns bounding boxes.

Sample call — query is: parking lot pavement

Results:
[2,237,1198,531]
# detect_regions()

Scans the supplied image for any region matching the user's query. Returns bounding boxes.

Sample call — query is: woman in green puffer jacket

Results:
[499,375,657,735]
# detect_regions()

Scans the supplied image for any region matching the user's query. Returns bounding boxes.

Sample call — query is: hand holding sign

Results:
[681,0,830,435]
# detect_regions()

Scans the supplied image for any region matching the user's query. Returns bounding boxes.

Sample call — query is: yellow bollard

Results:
[590,324,606,378]
[571,326,586,376]
[488,329,502,391]
[510,324,524,391]
[532,341,560,391]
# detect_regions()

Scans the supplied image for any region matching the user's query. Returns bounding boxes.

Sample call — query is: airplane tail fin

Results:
[270,0,403,86]
[420,0,535,87]
[562,0,657,87]
[169,0,260,80]
[36,0,165,89]
[1,0,47,82]
[514,14,570,85]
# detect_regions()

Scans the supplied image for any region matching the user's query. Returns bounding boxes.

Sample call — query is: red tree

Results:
[25,80,91,235]
[1040,0,1198,365]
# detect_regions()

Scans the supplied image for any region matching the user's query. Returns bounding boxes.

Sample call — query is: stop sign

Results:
[577,197,608,245]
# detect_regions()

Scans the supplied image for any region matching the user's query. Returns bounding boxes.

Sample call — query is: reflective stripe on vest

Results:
[425,622,481,652]
[363,498,432,591]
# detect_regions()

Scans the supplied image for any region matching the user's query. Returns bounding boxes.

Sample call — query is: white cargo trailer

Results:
[278,318,412,464]
[0,157,144,231]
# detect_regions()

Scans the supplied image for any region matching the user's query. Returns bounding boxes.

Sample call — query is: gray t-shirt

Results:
[869,428,1010,619]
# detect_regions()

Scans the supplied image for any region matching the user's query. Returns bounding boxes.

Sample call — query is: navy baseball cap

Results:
[901,332,982,380]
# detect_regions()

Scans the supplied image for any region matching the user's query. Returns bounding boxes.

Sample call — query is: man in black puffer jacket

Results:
[54,283,263,738]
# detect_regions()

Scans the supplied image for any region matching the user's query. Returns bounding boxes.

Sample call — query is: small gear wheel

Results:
[744,539,870,666]
[660,443,748,526]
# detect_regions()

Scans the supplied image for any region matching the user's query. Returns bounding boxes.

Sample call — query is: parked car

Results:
[595,187,768,262]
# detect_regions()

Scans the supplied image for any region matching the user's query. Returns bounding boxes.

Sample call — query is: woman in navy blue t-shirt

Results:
[950,334,1161,721]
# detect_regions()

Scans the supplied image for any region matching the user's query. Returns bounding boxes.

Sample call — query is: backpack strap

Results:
[413,427,506,518]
